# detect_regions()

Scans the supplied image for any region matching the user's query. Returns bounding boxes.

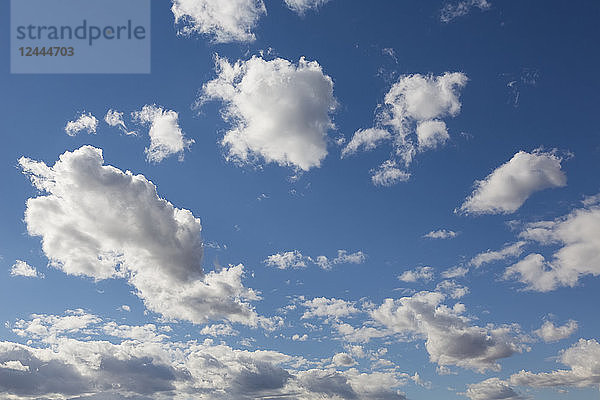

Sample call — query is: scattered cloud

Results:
[284,0,331,15]
[200,55,336,171]
[104,109,135,135]
[509,339,600,388]
[332,352,357,367]
[435,280,470,299]
[534,320,578,343]
[200,323,239,337]
[65,112,98,136]
[371,291,522,372]
[10,260,42,278]
[302,297,360,320]
[416,119,449,150]
[347,72,467,184]
[264,250,307,269]
[470,241,526,268]
[315,250,367,270]
[440,0,491,23]
[371,160,411,186]
[465,378,524,400]
[292,333,308,341]
[264,249,366,270]
[19,146,260,326]
[341,128,391,158]
[423,229,458,239]
[442,266,470,279]
[132,104,194,163]
[398,266,435,283]
[458,149,567,215]
[504,198,600,291]
[171,0,266,43]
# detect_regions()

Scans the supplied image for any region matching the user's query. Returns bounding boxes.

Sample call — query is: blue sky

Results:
[1,0,600,399]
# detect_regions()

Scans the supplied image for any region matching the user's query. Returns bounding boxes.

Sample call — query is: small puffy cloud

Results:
[504,200,600,291]
[534,320,578,343]
[284,0,331,15]
[292,333,308,341]
[10,260,42,278]
[132,104,194,163]
[442,266,469,279]
[104,109,135,135]
[200,55,336,171]
[416,120,449,150]
[423,229,458,239]
[65,112,98,136]
[302,297,360,320]
[470,241,526,268]
[265,249,366,270]
[465,378,523,400]
[350,72,467,185]
[371,291,522,372]
[459,150,567,215]
[19,146,260,326]
[398,266,435,283]
[371,160,411,186]
[315,250,366,270]
[435,280,470,299]
[332,352,356,367]
[264,250,307,269]
[171,0,266,43]
[341,128,391,158]
[118,305,131,312]
[510,339,600,388]
[200,323,239,337]
[440,0,491,23]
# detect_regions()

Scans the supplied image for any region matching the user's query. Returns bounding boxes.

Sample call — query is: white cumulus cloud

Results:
[398,266,435,283]
[465,377,523,400]
[264,249,365,270]
[19,146,260,326]
[423,229,458,239]
[284,0,331,15]
[347,72,467,184]
[171,0,266,43]
[509,339,600,389]
[371,291,522,372]
[341,128,391,158]
[371,160,411,187]
[104,109,135,135]
[504,199,600,291]
[534,320,578,343]
[459,150,567,215]
[470,241,526,268]
[132,104,194,163]
[416,120,449,150]
[65,112,98,136]
[302,297,360,320]
[10,260,42,278]
[200,55,336,171]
